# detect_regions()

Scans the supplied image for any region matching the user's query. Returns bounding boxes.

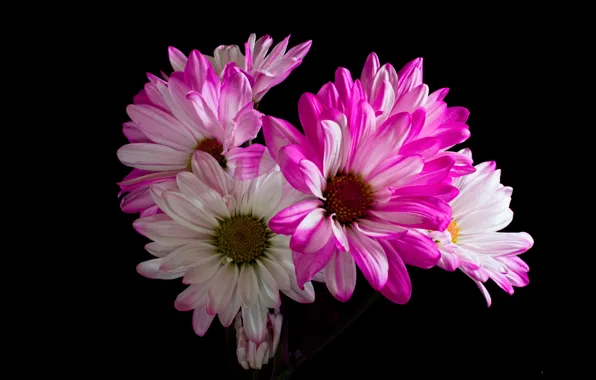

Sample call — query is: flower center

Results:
[214,215,272,264]
[447,220,460,243]
[197,138,226,168]
[323,173,373,224]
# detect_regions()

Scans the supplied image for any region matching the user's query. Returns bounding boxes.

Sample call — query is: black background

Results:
[85,15,550,379]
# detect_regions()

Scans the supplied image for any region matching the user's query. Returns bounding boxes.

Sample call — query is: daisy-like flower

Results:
[327,54,475,176]
[262,75,457,303]
[168,33,312,102]
[429,149,534,306]
[117,49,276,215]
[234,309,282,370]
[133,151,315,339]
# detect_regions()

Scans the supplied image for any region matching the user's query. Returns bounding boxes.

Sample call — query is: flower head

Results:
[168,33,312,102]
[133,151,314,339]
[429,149,534,306]
[263,71,457,303]
[235,309,282,370]
[117,49,276,215]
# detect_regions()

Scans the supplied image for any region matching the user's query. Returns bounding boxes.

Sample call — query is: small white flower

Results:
[133,151,315,340]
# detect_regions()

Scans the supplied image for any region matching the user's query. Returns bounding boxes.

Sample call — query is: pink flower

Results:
[234,309,282,370]
[263,77,457,304]
[336,54,475,176]
[117,50,276,215]
[429,149,534,306]
[168,33,312,102]
[134,151,315,339]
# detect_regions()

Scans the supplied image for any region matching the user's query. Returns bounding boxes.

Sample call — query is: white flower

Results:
[133,151,315,340]
[429,149,534,306]
[235,309,282,370]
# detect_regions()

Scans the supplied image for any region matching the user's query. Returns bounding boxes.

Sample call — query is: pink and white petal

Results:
[346,228,388,291]
[238,265,260,307]
[285,39,312,60]
[283,278,316,303]
[360,52,380,98]
[260,256,291,291]
[168,46,188,72]
[324,249,357,302]
[120,187,155,213]
[297,93,325,156]
[292,237,336,288]
[431,122,471,149]
[437,249,461,271]
[368,155,424,191]
[458,232,534,256]
[320,120,343,178]
[145,242,175,257]
[117,143,190,171]
[331,219,349,250]
[316,82,341,110]
[346,100,376,171]
[175,282,212,311]
[161,191,219,232]
[256,260,281,309]
[119,169,180,191]
[184,50,210,91]
[176,171,229,219]
[140,205,161,217]
[166,74,207,139]
[457,208,513,234]
[377,240,412,304]
[218,286,241,327]
[290,209,333,254]
[186,91,224,142]
[159,242,217,272]
[122,121,150,143]
[269,199,323,235]
[219,72,252,125]
[126,104,196,151]
[226,144,277,180]
[136,258,185,280]
[208,264,239,315]
[473,280,492,307]
[182,254,222,284]
[133,214,204,244]
[277,144,316,195]
[390,229,441,269]
[392,84,428,114]
[262,116,305,163]
[299,160,326,199]
[354,218,405,238]
[149,180,180,211]
[191,151,236,197]
[371,196,451,231]
[229,104,262,148]
[193,305,216,336]
[396,58,423,97]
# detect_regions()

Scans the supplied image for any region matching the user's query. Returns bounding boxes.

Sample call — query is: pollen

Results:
[214,215,272,264]
[447,220,460,243]
[196,138,226,168]
[323,173,373,224]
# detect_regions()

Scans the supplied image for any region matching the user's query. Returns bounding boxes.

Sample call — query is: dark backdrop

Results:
[89,17,547,379]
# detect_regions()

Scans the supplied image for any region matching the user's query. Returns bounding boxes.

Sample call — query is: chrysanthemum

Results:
[133,151,315,339]
[234,309,282,370]
[117,50,276,215]
[330,54,475,176]
[168,33,312,102]
[263,77,457,303]
[428,149,534,306]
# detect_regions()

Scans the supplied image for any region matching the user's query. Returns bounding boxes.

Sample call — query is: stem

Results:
[279,292,381,378]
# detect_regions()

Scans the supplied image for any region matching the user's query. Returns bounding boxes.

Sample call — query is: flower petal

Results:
[168,46,188,72]
[459,232,534,256]
[176,172,229,219]
[371,196,451,231]
[390,229,441,269]
[208,263,239,315]
[277,144,315,194]
[127,104,196,151]
[193,305,215,336]
[261,256,291,291]
[346,228,388,291]
[262,116,304,163]
[320,119,343,178]
[299,160,326,199]
[191,151,236,197]
[269,199,322,235]
[136,258,185,280]
[117,143,190,171]
[161,191,219,232]
[290,209,333,254]
[378,240,412,304]
[226,144,276,180]
[292,238,336,288]
[324,249,357,302]
[133,214,206,245]
[219,72,252,124]
[242,305,268,343]
[239,265,260,307]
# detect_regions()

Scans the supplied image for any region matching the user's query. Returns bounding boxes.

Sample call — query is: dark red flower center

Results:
[197,138,226,168]
[323,173,373,224]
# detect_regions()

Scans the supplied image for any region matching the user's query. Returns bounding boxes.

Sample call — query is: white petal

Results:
[192,305,215,336]
[176,172,230,219]
[239,265,260,307]
[261,256,291,290]
[161,191,219,233]
[208,263,239,315]
[241,305,268,343]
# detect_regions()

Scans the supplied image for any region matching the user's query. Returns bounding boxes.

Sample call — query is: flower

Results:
[429,149,534,306]
[117,50,276,215]
[262,74,457,303]
[347,54,475,176]
[168,33,312,102]
[235,309,282,370]
[133,151,315,339]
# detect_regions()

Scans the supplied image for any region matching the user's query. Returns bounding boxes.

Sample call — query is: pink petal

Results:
[437,250,461,271]
[346,228,389,291]
[226,144,277,180]
[193,305,215,336]
[165,74,206,139]
[122,121,150,143]
[292,237,336,288]
[297,93,325,157]
[120,186,155,213]
[399,137,441,160]
[285,39,312,60]
[445,106,470,123]
[168,46,187,72]
[190,151,235,197]
[269,199,323,235]
[117,143,190,171]
[290,209,333,254]
[184,50,210,91]
[186,91,223,142]
[219,72,252,124]
[390,229,441,269]
[229,103,261,148]
[378,240,412,304]
[316,82,341,110]
[334,67,355,105]
[126,104,196,151]
[368,155,424,191]
[262,116,304,163]
[360,52,380,98]
[346,100,376,170]
[432,122,471,149]
[321,120,343,178]
[277,144,314,194]
[371,195,451,231]
[324,249,357,302]
[299,160,326,199]
[459,232,534,256]
[396,57,423,96]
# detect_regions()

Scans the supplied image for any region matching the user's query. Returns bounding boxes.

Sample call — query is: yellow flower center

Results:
[447,220,460,243]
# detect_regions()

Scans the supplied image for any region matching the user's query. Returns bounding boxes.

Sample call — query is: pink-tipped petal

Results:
[290,209,333,254]
[168,46,188,72]
[191,151,236,197]
[390,229,441,269]
[269,199,323,235]
[346,228,389,291]
[324,249,357,302]
[219,72,252,125]
[277,144,315,195]
[117,143,190,171]
[136,258,185,280]
[372,196,451,231]
[378,240,412,304]
[193,305,216,336]
[262,116,305,163]
[299,160,326,199]
[292,237,336,288]
[226,144,277,180]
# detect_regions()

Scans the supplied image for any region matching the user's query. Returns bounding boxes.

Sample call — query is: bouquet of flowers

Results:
[116,33,534,377]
